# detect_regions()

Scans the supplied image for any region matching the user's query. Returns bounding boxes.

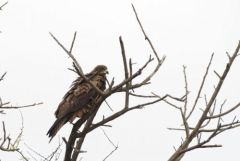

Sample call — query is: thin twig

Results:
[186,53,214,120]
[129,92,158,98]
[24,143,47,160]
[101,128,117,148]
[207,102,240,119]
[69,32,77,54]
[101,128,118,161]
[49,32,105,96]
[104,100,114,112]
[0,72,7,81]
[131,4,160,62]
[16,150,29,161]
[182,65,189,116]
[0,1,8,10]
[46,141,63,161]
[152,93,182,110]
[129,59,133,90]
[131,4,166,89]
[0,102,43,109]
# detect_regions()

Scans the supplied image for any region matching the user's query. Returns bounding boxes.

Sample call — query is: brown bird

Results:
[47,65,108,141]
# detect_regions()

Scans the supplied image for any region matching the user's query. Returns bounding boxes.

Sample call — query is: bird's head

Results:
[93,65,108,75]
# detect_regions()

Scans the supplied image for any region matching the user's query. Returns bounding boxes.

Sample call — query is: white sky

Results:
[1,0,240,161]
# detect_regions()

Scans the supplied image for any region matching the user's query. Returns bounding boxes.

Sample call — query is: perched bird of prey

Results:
[47,65,108,141]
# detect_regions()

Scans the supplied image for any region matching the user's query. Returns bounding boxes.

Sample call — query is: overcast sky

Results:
[1,0,240,161]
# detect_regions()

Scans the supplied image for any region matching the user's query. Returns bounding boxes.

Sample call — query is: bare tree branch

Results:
[182,65,189,116]
[131,4,161,62]
[50,32,105,96]
[101,128,118,161]
[168,41,240,161]
[131,4,166,88]
[24,143,48,160]
[207,102,240,119]
[0,102,43,109]
[0,1,8,10]
[186,53,214,120]
[0,72,6,81]
[119,36,130,109]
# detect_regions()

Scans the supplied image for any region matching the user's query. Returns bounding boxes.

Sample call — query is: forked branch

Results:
[167,41,240,161]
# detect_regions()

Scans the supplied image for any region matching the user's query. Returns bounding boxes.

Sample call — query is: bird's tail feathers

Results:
[47,117,68,142]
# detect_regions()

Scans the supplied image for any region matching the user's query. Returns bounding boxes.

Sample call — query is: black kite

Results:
[47,65,108,141]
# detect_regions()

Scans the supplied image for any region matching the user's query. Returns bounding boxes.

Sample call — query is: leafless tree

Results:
[0,1,237,161]
[49,4,186,161]
[49,4,240,161]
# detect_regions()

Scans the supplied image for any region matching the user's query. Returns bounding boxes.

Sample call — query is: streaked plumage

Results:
[47,65,108,141]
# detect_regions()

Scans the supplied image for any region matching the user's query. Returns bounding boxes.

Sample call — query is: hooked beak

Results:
[101,69,109,74]
[104,69,109,74]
